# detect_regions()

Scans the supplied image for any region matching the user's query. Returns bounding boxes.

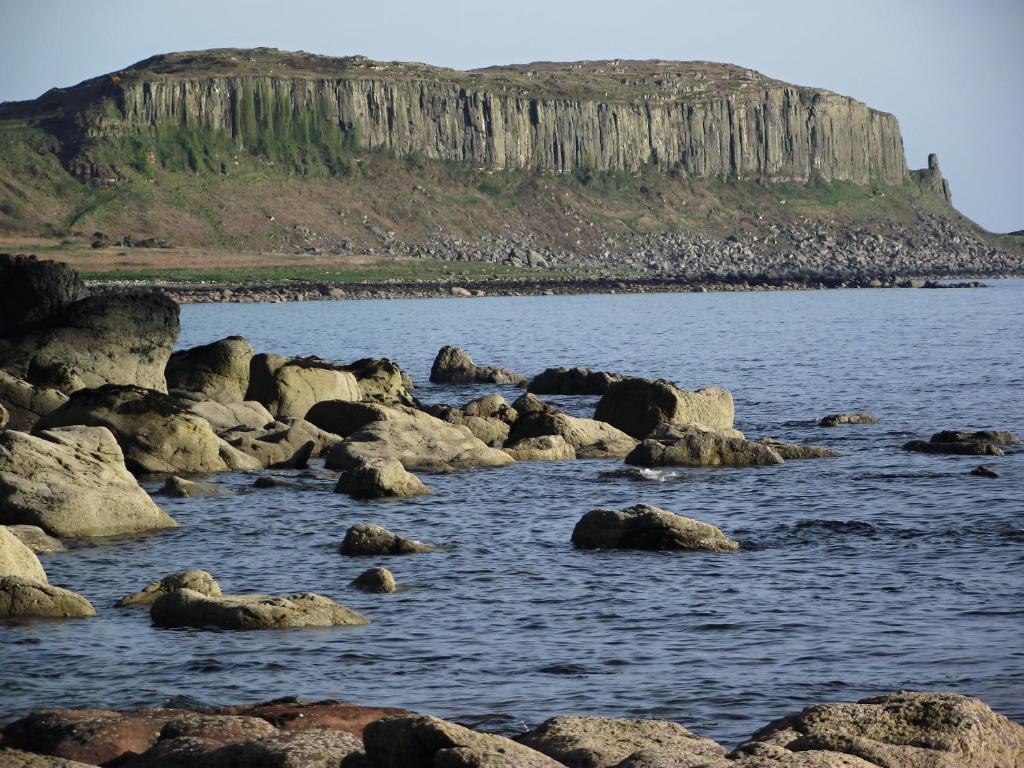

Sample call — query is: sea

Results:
[2,282,1022,746]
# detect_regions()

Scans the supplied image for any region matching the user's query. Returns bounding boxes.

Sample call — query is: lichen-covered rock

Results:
[528,367,624,395]
[0,747,99,767]
[0,524,48,582]
[503,435,577,461]
[339,523,435,555]
[159,476,233,498]
[735,690,1024,768]
[165,336,255,403]
[626,428,784,468]
[6,525,65,553]
[325,406,514,472]
[342,357,416,406]
[518,716,727,768]
[507,408,637,459]
[245,353,360,419]
[594,378,734,438]
[352,567,398,593]
[150,588,369,630]
[0,426,178,538]
[35,385,236,475]
[199,728,365,768]
[430,346,525,385]
[818,412,879,427]
[0,254,86,335]
[756,437,839,459]
[116,569,221,607]
[364,714,564,768]
[571,505,738,552]
[0,576,95,619]
[335,458,431,499]
[0,369,68,431]
[210,698,410,736]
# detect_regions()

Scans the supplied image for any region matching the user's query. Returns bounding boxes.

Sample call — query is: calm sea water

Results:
[2,284,1022,746]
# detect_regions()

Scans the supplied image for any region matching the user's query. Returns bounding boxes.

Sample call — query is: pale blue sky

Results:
[1,0,1020,232]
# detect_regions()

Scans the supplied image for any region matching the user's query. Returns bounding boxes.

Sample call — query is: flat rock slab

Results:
[150,588,369,630]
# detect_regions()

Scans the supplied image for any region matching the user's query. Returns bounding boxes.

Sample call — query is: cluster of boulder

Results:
[1,690,1021,768]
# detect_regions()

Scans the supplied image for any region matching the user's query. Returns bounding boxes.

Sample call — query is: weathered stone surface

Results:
[572,505,739,552]
[0,576,95,619]
[6,524,65,553]
[428,403,511,446]
[305,400,394,438]
[116,569,221,607]
[246,353,360,419]
[339,523,434,555]
[0,369,68,431]
[0,254,86,335]
[159,475,233,498]
[462,394,518,423]
[226,418,341,468]
[503,435,577,461]
[189,399,274,432]
[518,716,727,768]
[594,379,734,438]
[0,426,178,538]
[0,524,48,582]
[0,401,7,429]
[0,292,179,393]
[342,357,416,406]
[736,690,1024,768]
[325,406,514,472]
[35,385,236,475]
[430,346,526,385]
[756,437,839,459]
[335,458,431,499]
[0,747,98,767]
[512,392,550,416]
[818,412,879,427]
[252,475,300,489]
[507,408,637,459]
[352,567,398,593]
[165,336,255,403]
[903,441,1004,456]
[211,698,410,736]
[932,429,1019,446]
[189,728,365,768]
[150,588,369,629]
[363,714,564,768]
[528,367,624,395]
[627,428,784,468]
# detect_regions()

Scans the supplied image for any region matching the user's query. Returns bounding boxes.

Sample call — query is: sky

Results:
[1,0,1021,233]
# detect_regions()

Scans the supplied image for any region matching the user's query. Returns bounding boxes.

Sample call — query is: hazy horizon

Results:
[1,0,1020,232]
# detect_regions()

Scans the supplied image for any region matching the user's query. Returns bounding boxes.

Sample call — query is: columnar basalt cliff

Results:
[3,48,907,185]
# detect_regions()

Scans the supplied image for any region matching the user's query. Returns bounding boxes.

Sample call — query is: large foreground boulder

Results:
[0,524,48,583]
[0,370,68,431]
[35,385,239,475]
[572,505,739,552]
[0,292,179,393]
[325,405,514,472]
[735,690,1024,768]
[165,336,255,403]
[507,406,637,459]
[246,353,360,419]
[627,427,784,468]
[340,523,435,555]
[150,588,369,630]
[528,366,624,395]
[0,576,95,619]
[430,346,526,385]
[0,254,86,334]
[594,378,734,438]
[0,426,177,538]
[335,458,431,499]
[518,716,727,767]
[364,714,564,768]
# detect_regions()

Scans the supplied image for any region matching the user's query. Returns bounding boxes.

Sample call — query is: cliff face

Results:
[4,49,908,186]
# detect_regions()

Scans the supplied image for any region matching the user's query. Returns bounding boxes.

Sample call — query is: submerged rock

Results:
[627,427,784,468]
[339,523,435,555]
[116,569,221,607]
[150,588,369,630]
[528,366,624,395]
[352,567,398,593]
[188,399,274,432]
[594,378,734,438]
[335,457,431,499]
[165,336,255,403]
[571,504,739,552]
[0,576,95,619]
[818,412,879,427]
[429,345,526,385]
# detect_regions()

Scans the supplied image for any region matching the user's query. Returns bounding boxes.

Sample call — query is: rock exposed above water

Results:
[341,357,416,406]
[571,504,739,552]
[245,353,361,419]
[528,367,624,395]
[756,437,840,460]
[335,457,431,499]
[503,434,577,461]
[818,412,879,427]
[0,524,49,583]
[165,335,255,403]
[150,588,369,630]
[430,346,526,385]
[0,576,95,620]
[626,427,784,468]
[594,378,734,439]
[903,429,1019,457]
[158,476,233,498]
[0,254,86,335]
[507,407,637,459]
[339,523,435,555]
[352,567,398,593]
[116,569,222,607]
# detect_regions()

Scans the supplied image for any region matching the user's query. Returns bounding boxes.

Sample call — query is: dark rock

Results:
[970,465,999,478]
[339,523,434,555]
[335,458,431,499]
[571,504,739,551]
[594,378,734,439]
[528,367,623,395]
[352,567,398,593]
[165,336,255,403]
[0,254,86,335]
[818,412,878,427]
[429,346,525,385]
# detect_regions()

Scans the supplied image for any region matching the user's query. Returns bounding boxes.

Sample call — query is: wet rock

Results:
[335,458,431,499]
[735,690,1024,768]
[518,715,727,767]
[507,408,636,459]
[818,412,878,427]
[116,569,221,607]
[970,465,999,478]
[626,427,783,468]
[0,426,178,538]
[165,336,255,403]
[503,434,577,461]
[0,576,95,619]
[352,567,398,593]
[932,429,1019,446]
[150,588,369,630]
[756,437,839,459]
[594,378,734,438]
[341,357,416,406]
[211,698,410,736]
[0,254,86,334]
[246,353,361,419]
[6,524,65,553]
[903,440,1004,456]
[430,346,526,385]
[363,714,564,768]
[528,367,624,395]
[340,523,435,555]
[0,524,48,582]
[159,476,233,498]
[253,475,300,489]
[0,369,68,431]
[571,505,738,552]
